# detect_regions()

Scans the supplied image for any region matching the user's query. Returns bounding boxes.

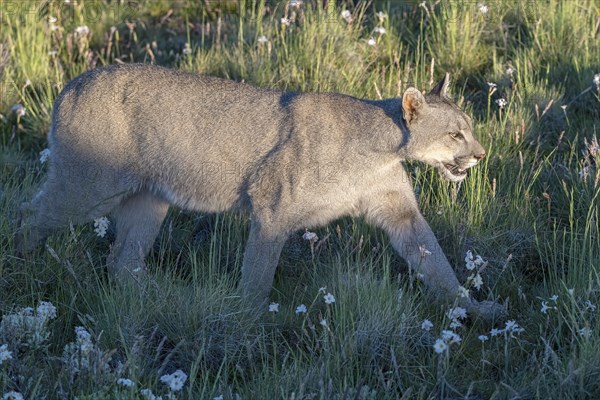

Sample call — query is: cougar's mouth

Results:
[440,163,468,182]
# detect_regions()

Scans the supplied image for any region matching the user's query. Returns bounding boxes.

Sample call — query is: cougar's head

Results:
[401,74,486,182]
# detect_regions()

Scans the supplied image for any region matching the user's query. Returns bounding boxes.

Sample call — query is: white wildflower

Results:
[36,301,57,320]
[449,320,462,329]
[504,320,524,336]
[160,370,187,392]
[568,288,574,296]
[376,11,387,21]
[367,37,376,46]
[579,327,592,338]
[421,319,433,331]
[341,10,352,23]
[257,35,268,44]
[268,302,279,313]
[11,104,26,117]
[318,286,326,294]
[472,273,483,290]
[295,304,307,314]
[0,344,13,364]
[490,328,503,337]
[474,255,485,266]
[458,286,470,298]
[441,330,461,344]
[477,3,488,14]
[496,98,508,108]
[281,17,291,26]
[487,82,497,89]
[324,293,335,304]
[540,301,550,314]
[419,245,432,257]
[74,25,90,35]
[478,335,489,342]
[436,210,443,215]
[466,260,476,271]
[374,26,386,35]
[320,319,328,327]
[585,300,596,312]
[302,231,318,242]
[93,216,110,238]
[433,338,447,353]
[506,66,514,77]
[549,294,558,301]
[2,392,24,400]
[117,378,135,387]
[447,307,467,321]
[182,43,192,55]
[593,73,600,89]
[48,16,58,23]
[40,148,51,164]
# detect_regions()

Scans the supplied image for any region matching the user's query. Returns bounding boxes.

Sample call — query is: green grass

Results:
[1,0,600,398]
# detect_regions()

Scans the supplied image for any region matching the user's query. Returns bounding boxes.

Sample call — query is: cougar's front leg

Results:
[364,191,504,320]
[239,216,287,305]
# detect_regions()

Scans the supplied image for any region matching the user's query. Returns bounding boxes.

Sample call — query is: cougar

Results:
[15,64,504,320]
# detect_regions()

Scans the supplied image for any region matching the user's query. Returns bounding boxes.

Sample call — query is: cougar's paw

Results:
[469,300,507,322]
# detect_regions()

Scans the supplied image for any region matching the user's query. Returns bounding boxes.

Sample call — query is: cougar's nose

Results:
[474,151,486,160]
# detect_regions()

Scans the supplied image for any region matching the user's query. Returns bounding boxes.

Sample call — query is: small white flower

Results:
[593,73,600,88]
[478,335,489,342]
[281,17,291,26]
[36,301,57,320]
[0,344,13,365]
[419,1,427,10]
[419,245,432,257]
[376,11,387,21]
[93,216,110,238]
[504,320,524,336]
[421,319,433,331]
[540,301,550,314]
[579,327,592,338]
[474,255,485,266]
[433,338,447,353]
[374,26,386,35]
[324,293,335,304]
[447,307,467,321]
[487,82,497,89]
[320,319,328,327]
[549,294,558,301]
[117,378,135,387]
[341,10,352,23]
[257,35,268,44]
[295,304,307,314]
[458,286,470,298]
[465,260,476,270]
[367,37,376,46]
[182,43,192,55]
[160,369,187,392]
[302,231,318,242]
[495,98,508,108]
[318,286,326,294]
[490,328,503,337]
[11,104,26,117]
[268,302,279,313]
[568,288,575,296]
[477,3,489,14]
[472,273,483,290]
[449,320,462,329]
[506,66,514,77]
[441,330,461,344]
[48,16,58,23]
[2,392,24,400]
[48,50,58,57]
[585,300,597,311]
[436,210,443,215]
[74,25,90,35]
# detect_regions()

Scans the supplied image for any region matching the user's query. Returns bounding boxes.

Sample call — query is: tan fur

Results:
[15,65,504,320]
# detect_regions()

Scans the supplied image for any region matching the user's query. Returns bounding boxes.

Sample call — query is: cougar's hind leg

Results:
[107,191,170,282]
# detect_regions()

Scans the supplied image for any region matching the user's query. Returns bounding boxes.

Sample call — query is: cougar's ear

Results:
[402,88,427,125]
[429,72,450,97]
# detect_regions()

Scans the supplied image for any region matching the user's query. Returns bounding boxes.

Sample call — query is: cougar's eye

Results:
[450,132,464,140]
